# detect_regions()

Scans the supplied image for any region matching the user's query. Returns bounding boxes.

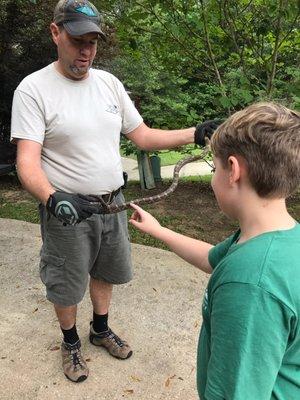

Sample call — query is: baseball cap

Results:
[53,0,106,39]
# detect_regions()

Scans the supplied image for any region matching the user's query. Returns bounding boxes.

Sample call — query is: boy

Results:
[129,102,300,400]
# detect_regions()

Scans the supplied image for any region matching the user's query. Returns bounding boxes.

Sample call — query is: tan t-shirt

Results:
[11,63,143,194]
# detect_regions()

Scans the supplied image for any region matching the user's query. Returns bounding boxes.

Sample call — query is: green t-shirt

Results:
[197,223,300,400]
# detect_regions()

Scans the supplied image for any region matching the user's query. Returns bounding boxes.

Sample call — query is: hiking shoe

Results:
[61,340,89,383]
[89,323,133,359]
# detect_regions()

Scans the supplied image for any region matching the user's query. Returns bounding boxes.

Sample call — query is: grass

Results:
[120,145,201,166]
[0,200,40,223]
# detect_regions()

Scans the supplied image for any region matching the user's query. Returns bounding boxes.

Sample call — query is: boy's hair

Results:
[211,102,300,198]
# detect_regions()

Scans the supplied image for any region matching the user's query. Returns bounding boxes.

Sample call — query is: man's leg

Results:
[39,205,97,382]
[55,304,89,383]
[55,304,77,330]
[89,277,113,315]
[89,277,133,359]
[89,193,133,359]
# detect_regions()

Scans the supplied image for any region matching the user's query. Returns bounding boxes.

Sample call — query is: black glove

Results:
[46,191,101,225]
[194,119,223,146]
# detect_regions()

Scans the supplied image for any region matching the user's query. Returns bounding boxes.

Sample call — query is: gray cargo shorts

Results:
[38,191,132,307]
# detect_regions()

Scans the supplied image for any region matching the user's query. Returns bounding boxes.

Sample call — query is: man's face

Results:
[51,24,98,80]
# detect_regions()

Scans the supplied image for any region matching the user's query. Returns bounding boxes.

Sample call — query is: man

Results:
[11,0,219,383]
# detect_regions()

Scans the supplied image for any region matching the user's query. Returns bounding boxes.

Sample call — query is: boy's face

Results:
[211,156,237,218]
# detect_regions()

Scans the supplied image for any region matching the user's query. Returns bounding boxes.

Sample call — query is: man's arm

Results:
[129,203,213,274]
[16,139,100,225]
[16,139,55,205]
[126,120,223,150]
[126,122,195,150]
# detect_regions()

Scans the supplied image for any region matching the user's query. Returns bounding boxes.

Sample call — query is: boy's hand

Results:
[129,203,162,237]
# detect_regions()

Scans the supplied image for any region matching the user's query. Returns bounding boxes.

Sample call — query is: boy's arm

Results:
[203,283,292,400]
[129,204,213,274]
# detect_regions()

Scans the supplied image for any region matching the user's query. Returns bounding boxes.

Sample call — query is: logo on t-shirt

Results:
[106,105,119,114]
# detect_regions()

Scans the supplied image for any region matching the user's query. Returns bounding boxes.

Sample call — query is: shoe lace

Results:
[107,329,124,347]
[69,348,84,369]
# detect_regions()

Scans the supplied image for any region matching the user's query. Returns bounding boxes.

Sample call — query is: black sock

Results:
[93,312,108,333]
[61,325,79,345]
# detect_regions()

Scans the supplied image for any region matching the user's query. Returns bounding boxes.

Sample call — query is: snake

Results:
[91,147,211,214]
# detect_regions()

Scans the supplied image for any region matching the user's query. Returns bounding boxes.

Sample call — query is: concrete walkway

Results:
[121,157,212,181]
[0,218,209,400]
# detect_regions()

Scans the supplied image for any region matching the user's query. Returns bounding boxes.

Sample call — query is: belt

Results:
[90,187,121,205]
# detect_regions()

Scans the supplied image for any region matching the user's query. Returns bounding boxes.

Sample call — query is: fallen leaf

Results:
[130,375,142,382]
[165,375,176,388]
[124,389,134,394]
[194,321,199,328]
[49,346,60,351]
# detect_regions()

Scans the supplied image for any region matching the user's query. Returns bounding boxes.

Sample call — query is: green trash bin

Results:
[150,155,162,183]
[137,150,156,189]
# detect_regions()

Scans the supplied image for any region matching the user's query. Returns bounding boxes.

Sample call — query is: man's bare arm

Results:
[126,122,195,151]
[16,139,55,205]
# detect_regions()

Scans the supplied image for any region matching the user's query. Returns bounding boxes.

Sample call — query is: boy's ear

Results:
[227,155,241,185]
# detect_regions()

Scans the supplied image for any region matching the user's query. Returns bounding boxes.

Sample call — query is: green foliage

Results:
[0,0,58,139]
[103,0,300,115]
[0,0,299,150]
[102,0,299,155]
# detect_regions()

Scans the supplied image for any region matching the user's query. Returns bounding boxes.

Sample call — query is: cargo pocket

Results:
[39,253,66,289]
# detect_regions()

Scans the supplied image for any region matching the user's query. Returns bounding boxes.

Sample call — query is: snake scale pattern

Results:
[92,147,210,214]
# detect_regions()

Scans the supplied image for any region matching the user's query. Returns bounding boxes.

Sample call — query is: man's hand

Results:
[194,119,223,146]
[46,191,101,225]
